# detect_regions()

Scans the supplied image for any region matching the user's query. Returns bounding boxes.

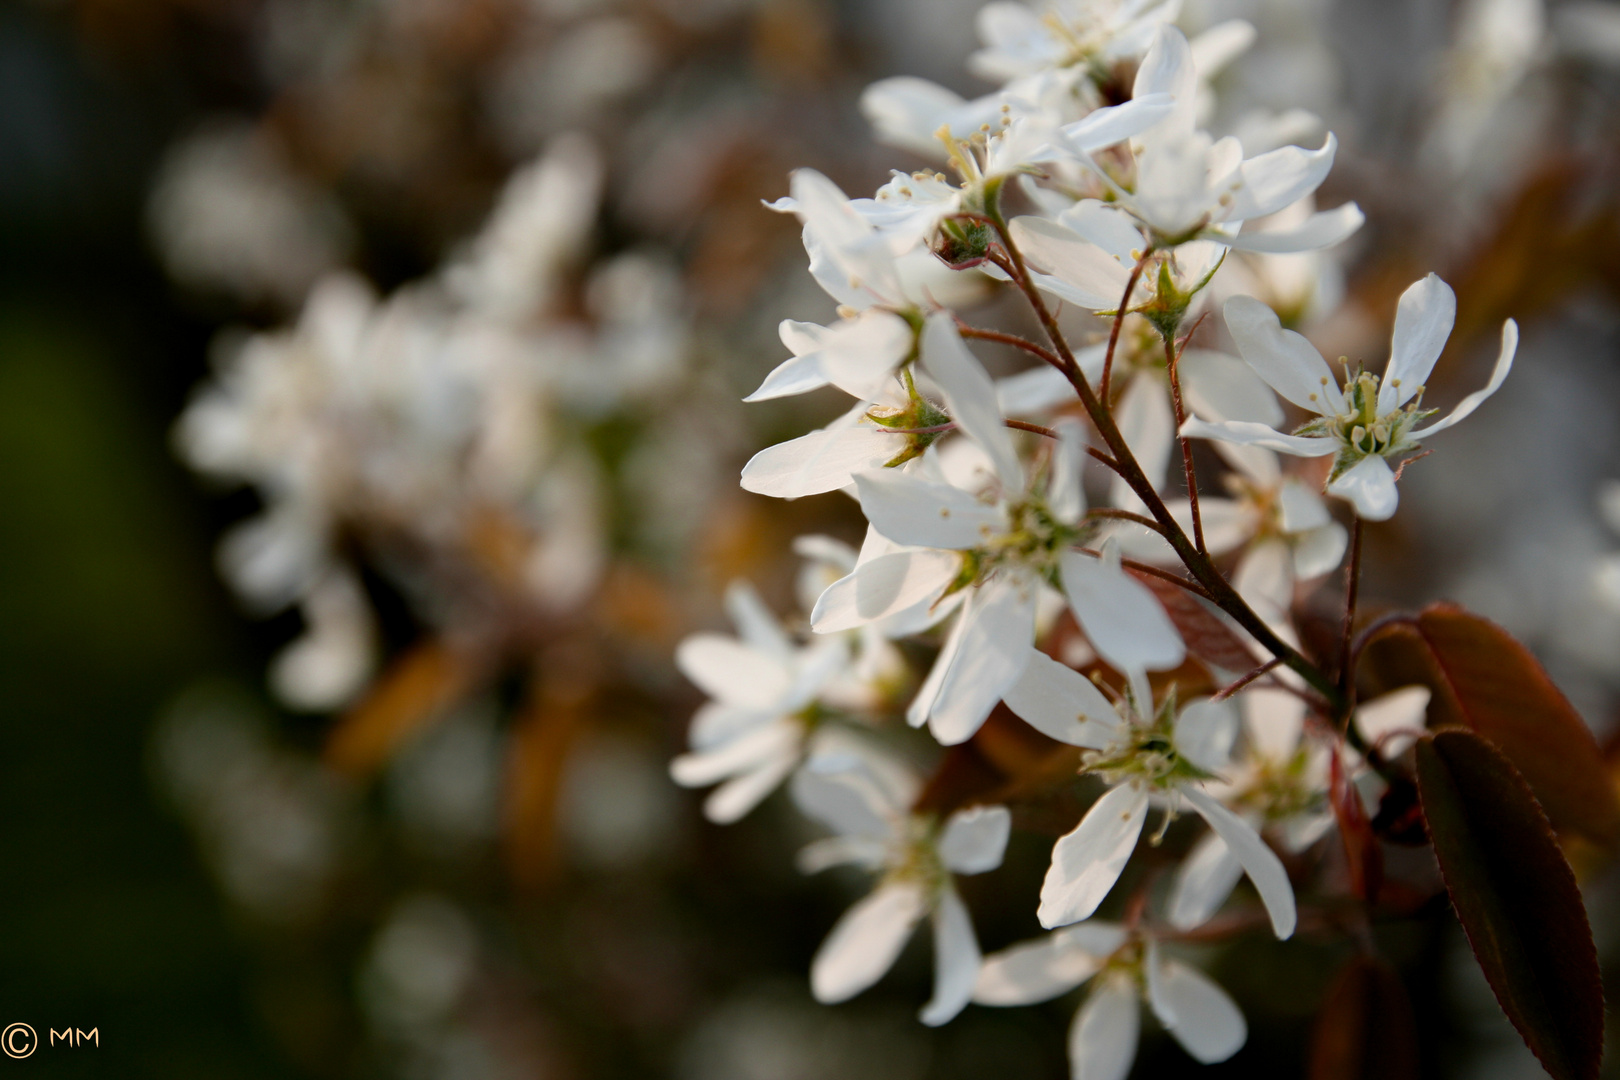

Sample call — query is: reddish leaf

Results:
[1329,748,1382,903]
[1389,604,1620,846]
[1308,955,1420,1080]
[1415,731,1604,1080]
[1128,570,1258,673]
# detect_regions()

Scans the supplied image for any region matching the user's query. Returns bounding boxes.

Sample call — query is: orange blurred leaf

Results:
[326,639,477,774]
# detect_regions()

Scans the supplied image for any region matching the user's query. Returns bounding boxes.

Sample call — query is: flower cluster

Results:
[676,3,1518,1075]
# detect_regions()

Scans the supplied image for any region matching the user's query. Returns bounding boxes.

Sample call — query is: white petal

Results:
[1293,522,1348,580]
[907,601,968,729]
[676,634,792,708]
[928,578,1039,745]
[1055,201,1144,265]
[1110,374,1175,511]
[811,881,927,1003]
[1188,19,1256,77]
[1060,548,1186,673]
[1380,273,1456,413]
[1413,318,1518,437]
[1243,685,1305,761]
[1180,416,1337,457]
[855,470,1005,550]
[671,720,799,787]
[688,702,774,750]
[724,580,794,658]
[1070,976,1141,1080]
[1327,455,1399,521]
[1049,417,1088,525]
[1223,202,1363,254]
[938,804,1012,873]
[1167,832,1245,930]
[741,420,894,499]
[1038,784,1150,928]
[1174,698,1239,773]
[1228,134,1337,223]
[1182,787,1296,938]
[1064,94,1176,151]
[703,750,800,823]
[997,364,1075,416]
[797,835,889,874]
[920,889,981,1026]
[1010,217,1133,311]
[920,312,1022,490]
[744,350,828,402]
[812,549,960,633]
[1233,536,1293,615]
[1147,951,1247,1063]
[1133,23,1196,118]
[1223,295,1344,414]
[859,76,969,157]
[819,310,916,404]
[1276,477,1332,532]
[974,922,1127,1005]
[1003,650,1123,748]
[790,752,912,839]
[1355,686,1430,758]
[1179,348,1285,427]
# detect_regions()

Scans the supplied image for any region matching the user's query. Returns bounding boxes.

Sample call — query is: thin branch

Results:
[1212,657,1283,701]
[1163,330,1206,555]
[956,322,1061,368]
[1338,518,1365,704]
[1099,253,1150,403]
[985,201,1345,711]
[1005,418,1057,438]
[1084,507,1167,534]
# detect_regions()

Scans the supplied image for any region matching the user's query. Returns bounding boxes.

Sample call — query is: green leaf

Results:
[1382,603,1620,846]
[1415,731,1604,1080]
[1307,956,1419,1080]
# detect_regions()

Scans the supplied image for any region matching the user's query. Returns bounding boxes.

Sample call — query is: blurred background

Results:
[3,0,1620,1076]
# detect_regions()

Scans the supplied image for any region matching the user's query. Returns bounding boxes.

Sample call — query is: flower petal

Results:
[1038,783,1151,928]
[907,601,968,729]
[920,888,981,1026]
[1049,417,1088,525]
[938,804,1012,874]
[1180,416,1337,457]
[1223,295,1344,414]
[1060,548,1186,673]
[1147,948,1247,1063]
[810,881,927,1004]
[1355,686,1430,758]
[671,719,799,788]
[1167,831,1246,930]
[1223,201,1363,253]
[1180,348,1285,427]
[819,310,916,404]
[1003,650,1123,748]
[1182,787,1297,938]
[920,312,1022,490]
[741,417,894,498]
[1010,216,1134,311]
[1174,698,1239,773]
[1293,522,1348,580]
[974,922,1128,1005]
[703,749,801,823]
[1413,318,1518,437]
[1070,975,1142,1080]
[1227,134,1337,223]
[745,350,828,402]
[676,634,792,708]
[725,579,794,658]
[927,578,1039,745]
[1110,373,1176,511]
[811,549,960,633]
[996,364,1075,416]
[1064,93,1177,151]
[855,470,1005,550]
[1380,273,1456,413]
[1326,454,1399,521]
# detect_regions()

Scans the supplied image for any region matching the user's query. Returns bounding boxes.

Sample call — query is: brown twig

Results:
[1084,507,1167,534]
[1163,329,1206,555]
[1212,657,1283,701]
[956,322,1062,368]
[1338,518,1365,706]
[1099,253,1150,403]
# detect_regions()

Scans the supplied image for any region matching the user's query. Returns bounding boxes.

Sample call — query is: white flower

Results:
[975,922,1247,1078]
[1180,274,1520,520]
[793,746,1010,1026]
[803,315,1183,744]
[1002,652,1297,935]
[670,581,852,823]
[968,0,1181,85]
[1168,684,1431,930]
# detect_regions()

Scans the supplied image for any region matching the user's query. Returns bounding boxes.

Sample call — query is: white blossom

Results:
[1181,274,1519,520]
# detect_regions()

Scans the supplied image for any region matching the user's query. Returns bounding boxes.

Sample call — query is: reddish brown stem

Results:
[1212,657,1283,702]
[956,322,1061,368]
[1338,518,1365,705]
[1163,330,1206,555]
[1099,253,1150,403]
